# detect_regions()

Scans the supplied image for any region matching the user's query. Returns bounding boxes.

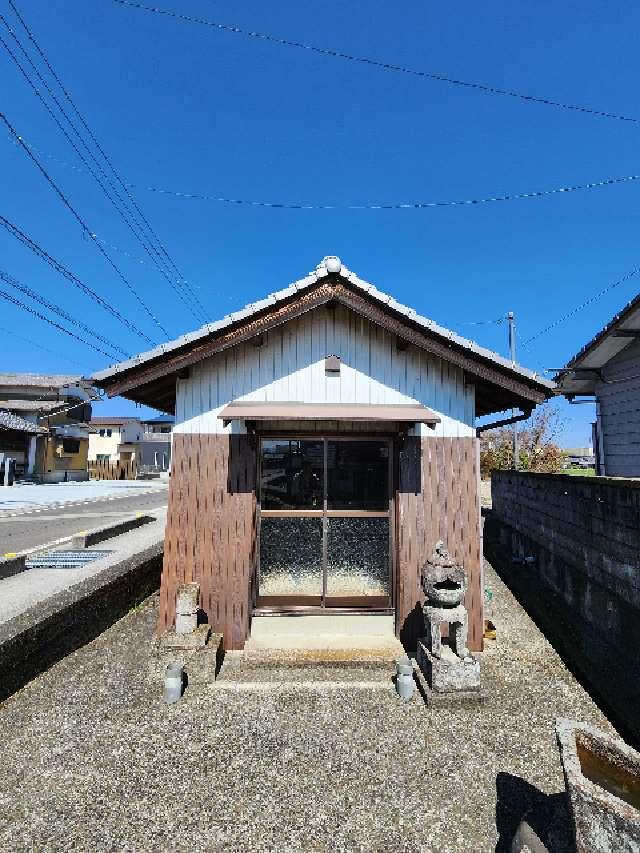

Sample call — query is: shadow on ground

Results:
[495,772,573,853]
[483,511,639,752]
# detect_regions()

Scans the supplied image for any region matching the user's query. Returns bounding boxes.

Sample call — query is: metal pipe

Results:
[395,657,414,701]
[163,662,184,704]
[508,311,520,469]
[476,410,532,434]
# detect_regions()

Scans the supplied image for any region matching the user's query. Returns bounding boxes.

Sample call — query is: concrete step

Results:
[246,613,402,654]
[215,655,399,692]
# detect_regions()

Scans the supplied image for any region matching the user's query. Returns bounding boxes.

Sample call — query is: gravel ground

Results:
[0,560,613,853]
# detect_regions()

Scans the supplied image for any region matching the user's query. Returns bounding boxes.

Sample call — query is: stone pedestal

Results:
[149,627,223,686]
[415,639,485,706]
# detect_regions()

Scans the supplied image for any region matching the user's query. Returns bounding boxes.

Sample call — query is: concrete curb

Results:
[0,539,163,704]
[0,514,155,580]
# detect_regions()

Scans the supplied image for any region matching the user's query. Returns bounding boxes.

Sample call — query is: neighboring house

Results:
[563,447,596,469]
[118,414,174,472]
[89,414,174,472]
[556,292,640,476]
[88,416,141,461]
[0,410,47,478]
[93,256,553,650]
[0,373,95,481]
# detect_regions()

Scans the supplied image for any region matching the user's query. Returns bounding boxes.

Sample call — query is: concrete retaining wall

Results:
[0,541,162,704]
[487,470,640,746]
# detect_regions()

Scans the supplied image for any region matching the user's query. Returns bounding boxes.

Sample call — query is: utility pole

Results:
[508,311,519,470]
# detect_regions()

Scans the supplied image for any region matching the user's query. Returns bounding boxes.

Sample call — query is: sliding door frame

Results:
[255,432,396,614]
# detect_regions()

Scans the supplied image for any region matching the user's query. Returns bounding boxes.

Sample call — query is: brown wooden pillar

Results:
[159,433,257,649]
[396,436,483,652]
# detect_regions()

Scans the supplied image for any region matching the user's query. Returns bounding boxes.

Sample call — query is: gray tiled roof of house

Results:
[89,416,141,425]
[0,410,47,434]
[0,399,65,413]
[564,290,640,368]
[0,373,88,388]
[92,257,555,391]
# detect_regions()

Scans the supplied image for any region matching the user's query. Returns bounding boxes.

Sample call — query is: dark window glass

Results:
[62,438,80,454]
[259,517,323,595]
[327,440,389,510]
[260,440,323,509]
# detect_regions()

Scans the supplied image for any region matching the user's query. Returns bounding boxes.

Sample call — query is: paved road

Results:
[0,489,168,554]
[0,510,166,625]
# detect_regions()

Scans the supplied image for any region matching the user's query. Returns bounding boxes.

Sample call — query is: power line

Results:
[0,268,127,359]
[8,0,209,320]
[521,265,640,347]
[114,0,640,126]
[0,111,168,340]
[136,172,640,210]
[0,15,206,325]
[457,316,506,326]
[87,233,238,305]
[0,286,121,359]
[14,134,640,211]
[0,324,86,368]
[0,213,147,347]
[4,137,228,306]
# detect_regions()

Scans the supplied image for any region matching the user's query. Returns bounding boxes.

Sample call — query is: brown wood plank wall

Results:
[397,436,482,652]
[159,433,257,649]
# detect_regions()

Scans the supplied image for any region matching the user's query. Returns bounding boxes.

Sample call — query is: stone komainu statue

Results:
[420,540,469,660]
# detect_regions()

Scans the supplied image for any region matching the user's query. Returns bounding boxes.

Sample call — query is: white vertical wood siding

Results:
[175,304,475,436]
[596,337,640,476]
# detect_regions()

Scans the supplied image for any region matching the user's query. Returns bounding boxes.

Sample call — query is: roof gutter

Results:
[476,409,533,434]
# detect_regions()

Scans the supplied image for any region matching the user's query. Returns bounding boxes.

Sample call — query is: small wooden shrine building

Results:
[93,257,553,651]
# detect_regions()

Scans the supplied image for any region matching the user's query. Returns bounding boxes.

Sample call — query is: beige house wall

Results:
[88,427,124,461]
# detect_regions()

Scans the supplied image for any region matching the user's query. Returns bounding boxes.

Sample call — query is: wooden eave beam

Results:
[99,278,548,407]
[333,284,548,407]
[100,281,338,398]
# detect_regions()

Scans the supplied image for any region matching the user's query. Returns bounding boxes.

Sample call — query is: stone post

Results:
[175,582,199,635]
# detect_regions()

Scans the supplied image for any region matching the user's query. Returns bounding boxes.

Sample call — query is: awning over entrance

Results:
[218,401,440,427]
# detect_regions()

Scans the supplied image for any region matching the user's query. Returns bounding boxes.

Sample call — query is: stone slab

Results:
[157,625,211,650]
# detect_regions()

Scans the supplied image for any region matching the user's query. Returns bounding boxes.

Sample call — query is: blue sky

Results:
[2,0,639,445]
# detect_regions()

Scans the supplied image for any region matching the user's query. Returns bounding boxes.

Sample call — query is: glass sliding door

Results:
[258,437,392,609]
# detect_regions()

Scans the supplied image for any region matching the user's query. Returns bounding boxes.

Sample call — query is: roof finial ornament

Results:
[323,255,342,274]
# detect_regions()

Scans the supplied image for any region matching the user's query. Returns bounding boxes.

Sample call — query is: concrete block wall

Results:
[489,471,640,746]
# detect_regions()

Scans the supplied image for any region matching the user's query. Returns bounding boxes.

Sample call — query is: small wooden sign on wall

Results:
[325,354,341,374]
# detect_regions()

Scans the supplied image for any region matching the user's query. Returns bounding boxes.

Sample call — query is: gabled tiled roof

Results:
[0,410,47,434]
[564,290,640,368]
[0,399,63,413]
[92,257,554,392]
[89,416,140,426]
[0,373,87,388]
